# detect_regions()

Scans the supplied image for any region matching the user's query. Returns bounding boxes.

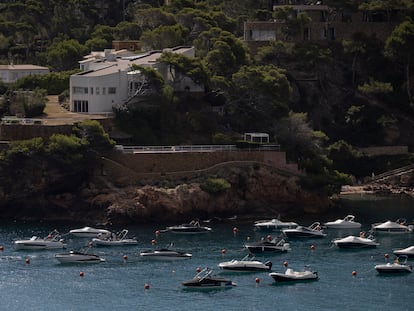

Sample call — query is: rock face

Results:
[0,162,330,224]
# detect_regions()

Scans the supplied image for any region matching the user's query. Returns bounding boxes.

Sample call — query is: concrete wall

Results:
[0,124,72,140]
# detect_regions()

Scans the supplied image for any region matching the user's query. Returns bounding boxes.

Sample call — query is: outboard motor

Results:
[265,261,272,270]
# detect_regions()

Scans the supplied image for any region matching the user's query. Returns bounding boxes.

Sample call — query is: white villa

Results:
[0,64,49,84]
[69,46,203,114]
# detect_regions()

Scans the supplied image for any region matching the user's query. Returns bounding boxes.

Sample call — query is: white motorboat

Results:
[323,215,361,229]
[375,256,412,274]
[163,220,212,234]
[371,219,413,233]
[182,268,236,289]
[282,222,326,239]
[393,246,414,258]
[333,232,379,249]
[269,266,318,282]
[244,236,290,254]
[92,229,138,246]
[140,243,192,260]
[14,230,67,250]
[218,254,272,272]
[254,218,298,231]
[69,226,111,238]
[55,248,105,264]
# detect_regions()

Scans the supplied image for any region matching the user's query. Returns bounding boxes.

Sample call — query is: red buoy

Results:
[123,255,128,261]
[0,245,4,251]
[151,239,156,245]
[25,258,30,265]
[384,253,390,259]
[267,235,272,241]
[352,271,357,276]
[196,267,201,273]
[283,261,288,267]
[310,245,315,250]
[144,283,150,290]
[155,230,160,237]
[79,271,84,277]
[255,277,260,284]
[233,227,238,234]
[221,248,227,254]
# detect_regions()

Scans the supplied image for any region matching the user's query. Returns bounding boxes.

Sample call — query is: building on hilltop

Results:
[244,3,406,54]
[69,46,204,114]
[0,65,49,84]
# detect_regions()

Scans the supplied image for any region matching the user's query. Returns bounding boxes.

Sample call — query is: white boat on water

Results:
[69,226,111,238]
[393,246,414,258]
[140,243,192,260]
[371,219,413,233]
[14,230,67,250]
[375,256,412,274]
[244,236,290,254]
[218,254,272,272]
[333,232,379,249]
[92,229,138,246]
[269,266,318,282]
[324,215,361,229]
[55,247,105,264]
[163,220,212,234]
[254,218,298,231]
[282,222,327,239]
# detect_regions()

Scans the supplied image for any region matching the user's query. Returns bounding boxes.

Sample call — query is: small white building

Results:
[0,64,50,84]
[244,132,270,143]
[69,46,204,114]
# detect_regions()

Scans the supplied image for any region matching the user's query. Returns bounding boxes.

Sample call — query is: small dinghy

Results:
[393,246,414,258]
[182,268,236,289]
[375,256,412,274]
[269,265,318,282]
[218,254,272,272]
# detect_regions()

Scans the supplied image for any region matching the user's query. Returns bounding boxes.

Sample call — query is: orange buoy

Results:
[255,277,260,284]
[352,271,357,276]
[221,248,226,254]
[196,267,201,273]
[144,283,150,290]
[79,271,84,277]
[283,261,288,267]
[310,245,315,250]
[25,258,30,265]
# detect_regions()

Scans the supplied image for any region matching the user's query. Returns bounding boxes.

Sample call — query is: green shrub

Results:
[200,178,231,194]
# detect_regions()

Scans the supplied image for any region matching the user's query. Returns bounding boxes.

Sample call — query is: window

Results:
[73,87,88,94]
[102,87,106,95]
[96,87,100,95]
[90,87,93,95]
[73,100,89,112]
[108,87,116,94]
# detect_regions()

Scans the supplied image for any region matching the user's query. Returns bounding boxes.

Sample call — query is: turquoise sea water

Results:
[1,195,414,311]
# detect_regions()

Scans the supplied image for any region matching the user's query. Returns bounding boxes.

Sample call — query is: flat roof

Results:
[0,65,49,70]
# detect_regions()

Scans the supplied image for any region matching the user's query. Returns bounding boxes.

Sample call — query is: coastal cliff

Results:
[0,163,330,224]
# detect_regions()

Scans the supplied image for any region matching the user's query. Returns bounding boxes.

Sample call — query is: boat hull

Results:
[269,272,318,282]
[335,242,377,249]
[55,252,105,264]
[140,250,192,260]
[14,241,66,250]
[92,239,138,246]
[375,265,412,273]
[283,231,325,239]
[218,262,271,272]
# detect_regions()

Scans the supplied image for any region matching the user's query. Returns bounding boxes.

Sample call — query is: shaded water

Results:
[1,195,413,311]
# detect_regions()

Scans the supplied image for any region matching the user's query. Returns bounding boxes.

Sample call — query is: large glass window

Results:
[73,100,89,112]
[73,87,88,94]
[108,87,116,94]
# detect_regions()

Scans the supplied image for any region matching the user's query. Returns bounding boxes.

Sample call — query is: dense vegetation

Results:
[1,0,414,196]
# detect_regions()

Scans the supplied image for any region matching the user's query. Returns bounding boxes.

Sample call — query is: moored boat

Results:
[372,219,413,233]
[324,215,361,229]
[92,229,138,246]
[333,232,379,249]
[269,265,318,282]
[244,236,290,254]
[393,246,414,258]
[140,243,192,260]
[55,248,105,264]
[182,268,236,289]
[254,218,298,231]
[218,254,272,272]
[69,226,111,238]
[282,222,326,239]
[14,230,67,250]
[375,256,412,274]
[163,220,212,234]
